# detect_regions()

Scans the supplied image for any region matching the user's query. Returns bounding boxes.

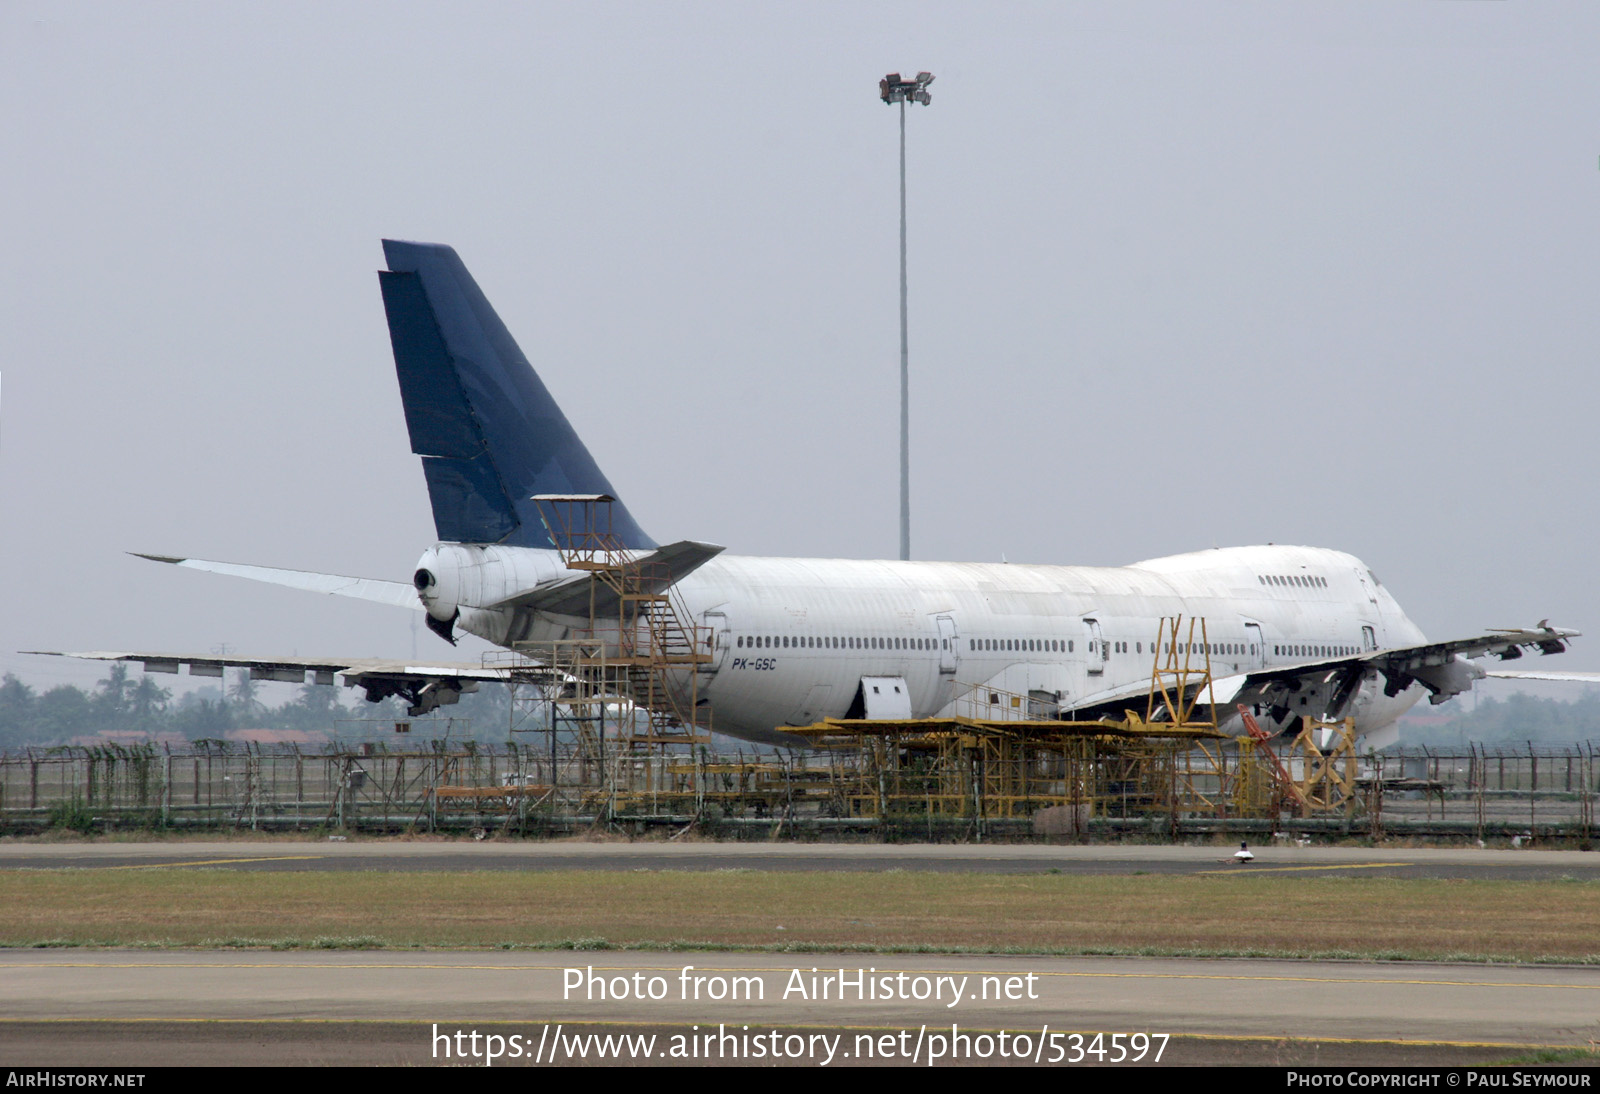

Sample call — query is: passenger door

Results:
[936,614,958,675]
[1083,618,1107,676]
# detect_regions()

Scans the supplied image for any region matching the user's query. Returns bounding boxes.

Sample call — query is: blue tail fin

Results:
[378,240,655,551]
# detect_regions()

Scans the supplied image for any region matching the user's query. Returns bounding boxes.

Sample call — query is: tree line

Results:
[2,665,1596,750]
[0,665,514,747]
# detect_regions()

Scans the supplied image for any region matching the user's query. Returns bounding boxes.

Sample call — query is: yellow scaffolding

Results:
[785,618,1227,822]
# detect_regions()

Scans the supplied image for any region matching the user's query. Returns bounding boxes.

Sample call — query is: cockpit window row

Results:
[1258,574,1327,588]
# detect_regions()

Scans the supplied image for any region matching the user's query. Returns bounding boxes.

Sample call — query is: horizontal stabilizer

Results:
[132,553,420,611]
[488,539,725,616]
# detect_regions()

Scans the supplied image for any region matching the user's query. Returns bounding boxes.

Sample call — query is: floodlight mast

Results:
[879,71,932,563]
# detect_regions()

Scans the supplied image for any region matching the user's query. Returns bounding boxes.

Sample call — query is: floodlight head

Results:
[879,71,933,106]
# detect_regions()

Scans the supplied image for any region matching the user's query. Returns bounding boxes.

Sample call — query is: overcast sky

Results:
[3,2,1598,704]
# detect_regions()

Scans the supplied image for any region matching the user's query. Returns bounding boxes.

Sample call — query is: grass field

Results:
[3,869,1598,961]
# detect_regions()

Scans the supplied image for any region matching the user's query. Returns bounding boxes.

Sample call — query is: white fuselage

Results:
[429,542,1429,746]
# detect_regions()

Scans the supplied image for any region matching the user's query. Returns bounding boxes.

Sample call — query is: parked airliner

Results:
[57,242,1576,750]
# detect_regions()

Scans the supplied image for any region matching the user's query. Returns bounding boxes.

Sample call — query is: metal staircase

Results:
[498,497,712,766]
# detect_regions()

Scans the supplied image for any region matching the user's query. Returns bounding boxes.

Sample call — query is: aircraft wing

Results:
[1058,678,1166,721]
[486,539,725,616]
[27,650,530,716]
[1226,624,1578,718]
[132,554,421,611]
[1060,624,1578,726]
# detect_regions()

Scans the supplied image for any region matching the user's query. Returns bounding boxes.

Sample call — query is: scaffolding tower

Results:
[490,496,714,815]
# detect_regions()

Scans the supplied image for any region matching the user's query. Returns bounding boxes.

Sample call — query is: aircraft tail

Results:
[378,240,655,551]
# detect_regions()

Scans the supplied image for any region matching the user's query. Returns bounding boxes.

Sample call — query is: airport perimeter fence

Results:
[0,739,1596,842]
